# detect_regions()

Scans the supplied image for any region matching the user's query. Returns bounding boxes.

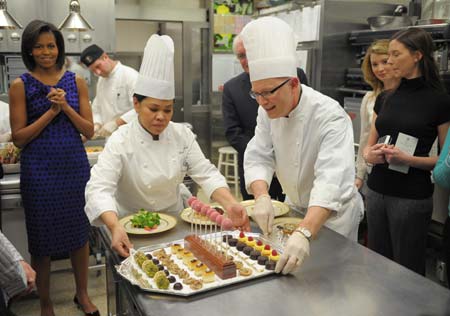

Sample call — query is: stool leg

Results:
[218,152,223,175]
[225,153,230,179]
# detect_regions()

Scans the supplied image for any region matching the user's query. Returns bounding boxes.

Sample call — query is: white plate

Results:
[119,213,177,235]
[240,200,290,218]
[179,200,290,225]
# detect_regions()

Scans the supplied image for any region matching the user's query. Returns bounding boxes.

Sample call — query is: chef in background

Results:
[0,100,11,142]
[242,17,363,274]
[80,44,138,138]
[85,34,250,257]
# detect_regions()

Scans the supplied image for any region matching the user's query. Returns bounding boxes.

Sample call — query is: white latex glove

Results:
[94,123,102,133]
[97,120,118,137]
[252,194,274,235]
[0,132,11,142]
[275,231,310,275]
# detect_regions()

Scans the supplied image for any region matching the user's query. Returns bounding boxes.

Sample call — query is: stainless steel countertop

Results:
[100,215,450,316]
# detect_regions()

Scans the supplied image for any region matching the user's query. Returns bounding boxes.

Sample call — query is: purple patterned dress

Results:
[20,71,90,256]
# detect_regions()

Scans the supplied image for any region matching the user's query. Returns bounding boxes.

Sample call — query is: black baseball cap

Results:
[80,44,104,67]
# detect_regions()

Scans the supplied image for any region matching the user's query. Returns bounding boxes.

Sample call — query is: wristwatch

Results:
[294,227,312,241]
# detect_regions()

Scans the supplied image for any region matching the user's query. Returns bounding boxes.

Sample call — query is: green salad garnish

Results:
[130,209,161,230]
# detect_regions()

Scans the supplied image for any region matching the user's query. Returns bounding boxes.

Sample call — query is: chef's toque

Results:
[134,34,175,100]
[241,17,297,82]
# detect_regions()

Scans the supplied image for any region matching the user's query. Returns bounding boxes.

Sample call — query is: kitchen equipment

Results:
[422,0,450,20]
[367,16,414,31]
[0,0,22,29]
[58,0,93,31]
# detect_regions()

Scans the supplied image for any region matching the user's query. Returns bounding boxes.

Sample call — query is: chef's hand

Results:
[97,120,118,137]
[275,231,310,275]
[19,260,36,294]
[226,203,251,232]
[110,223,133,258]
[252,194,274,235]
[0,132,11,143]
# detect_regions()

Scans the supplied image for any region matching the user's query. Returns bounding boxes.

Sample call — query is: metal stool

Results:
[217,146,239,197]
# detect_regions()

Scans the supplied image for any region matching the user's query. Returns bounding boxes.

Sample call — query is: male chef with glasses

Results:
[242,17,363,274]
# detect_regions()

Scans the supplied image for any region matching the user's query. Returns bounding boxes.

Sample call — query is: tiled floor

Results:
[9,257,107,316]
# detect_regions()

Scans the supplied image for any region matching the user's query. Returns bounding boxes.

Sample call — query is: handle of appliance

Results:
[10,32,20,41]
[0,33,3,41]
[82,34,92,43]
[67,33,77,43]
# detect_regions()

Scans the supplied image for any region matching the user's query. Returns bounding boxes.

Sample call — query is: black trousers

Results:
[443,216,450,286]
[366,188,433,276]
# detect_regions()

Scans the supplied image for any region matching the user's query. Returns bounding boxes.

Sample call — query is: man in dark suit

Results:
[222,35,308,200]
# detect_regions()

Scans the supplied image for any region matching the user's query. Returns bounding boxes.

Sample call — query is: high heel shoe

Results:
[73,295,100,316]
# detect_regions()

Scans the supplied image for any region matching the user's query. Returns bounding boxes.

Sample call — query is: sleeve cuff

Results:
[309,183,343,212]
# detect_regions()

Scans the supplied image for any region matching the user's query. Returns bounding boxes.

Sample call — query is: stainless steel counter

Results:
[99,216,450,316]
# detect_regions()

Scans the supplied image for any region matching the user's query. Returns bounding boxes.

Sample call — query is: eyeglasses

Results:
[236,53,246,60]
[249,78,291,100]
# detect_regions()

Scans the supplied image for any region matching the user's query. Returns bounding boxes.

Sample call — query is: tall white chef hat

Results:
[134,34,175,100]
[241,17,297,82]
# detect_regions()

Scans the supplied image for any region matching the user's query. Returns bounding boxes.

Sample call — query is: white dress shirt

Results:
[244,84,363,240]
[91,62,138,125]
[85,119,228,225]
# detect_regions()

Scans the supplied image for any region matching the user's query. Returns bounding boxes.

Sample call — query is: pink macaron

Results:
[187,196,197,206]
[215,214,224,225]
[221,218,233,230]
[200,205,209,216]
[209,211,219,221]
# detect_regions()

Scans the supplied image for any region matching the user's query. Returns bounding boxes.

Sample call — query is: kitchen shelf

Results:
[254,0,318,17]
[349,23,450,46]
[336,86,369,95]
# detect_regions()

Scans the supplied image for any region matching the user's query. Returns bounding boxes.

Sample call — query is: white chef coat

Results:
[244,84,363,240]
[85,119,228,225]
[91,62,138,125]
[0,100,10,134]
[120,109,137,123]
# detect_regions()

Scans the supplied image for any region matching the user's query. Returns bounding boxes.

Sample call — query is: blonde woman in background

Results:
[355,39,399,190]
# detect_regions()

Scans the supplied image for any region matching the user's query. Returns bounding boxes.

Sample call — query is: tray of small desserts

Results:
[116,230,282,296]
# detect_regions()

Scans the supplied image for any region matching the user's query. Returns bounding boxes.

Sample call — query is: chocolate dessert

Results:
[257,255,268,265]
[250,250,261,260]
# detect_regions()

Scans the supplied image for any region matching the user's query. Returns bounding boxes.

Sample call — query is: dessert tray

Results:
[179,200,290,225]
[116,231,282,296]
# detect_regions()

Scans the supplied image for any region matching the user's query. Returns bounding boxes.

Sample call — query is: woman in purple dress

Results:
[9,20,98,316]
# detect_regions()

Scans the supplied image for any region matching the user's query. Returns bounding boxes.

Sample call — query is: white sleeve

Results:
[85,136,123,226]
[355,92,374,180]
[91,93,102,125]
[183,128,228,199]
[243,108,276,193]
[120,109,137,123]
[309,105,356,212]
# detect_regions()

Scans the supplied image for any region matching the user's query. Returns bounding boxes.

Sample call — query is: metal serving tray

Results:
[116,231,281,297]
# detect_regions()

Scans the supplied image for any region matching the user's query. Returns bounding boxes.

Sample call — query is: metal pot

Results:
[367,16,414,31]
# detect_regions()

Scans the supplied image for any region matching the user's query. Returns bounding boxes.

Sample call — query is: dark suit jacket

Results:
[222,68,308,161]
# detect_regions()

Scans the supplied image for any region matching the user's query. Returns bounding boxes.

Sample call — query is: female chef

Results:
[85,34,250,257]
